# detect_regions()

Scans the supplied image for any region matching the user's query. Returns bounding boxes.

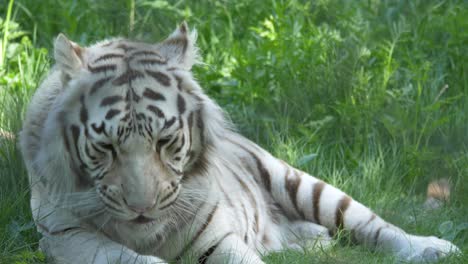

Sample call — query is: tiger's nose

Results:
[124,198,157,213]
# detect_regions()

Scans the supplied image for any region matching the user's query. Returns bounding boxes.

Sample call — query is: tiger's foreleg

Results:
[38,229,166,264]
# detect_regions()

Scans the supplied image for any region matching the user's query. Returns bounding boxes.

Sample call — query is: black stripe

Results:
[90,77,112,94]
[94,53,124,63]
[159,184,180,210]
[37,223,80,236]
[117,126,124,138]
[116,43,135,52]
[130,50,161,57]
[159,185,179,204]
[90,142,106,155]
[63,122,91,188]
[165,135,180,150]
[177,94,186,114]
[51,227,80,236]
[79,95,88,124]
[121,113,131,122]
[198,245,217,264]
[144,122,153,136]
[250,152,271,192]
[97,142,116,159]
[145,70,171,86]
[174,74,183,91]
[138,59,166,65]
[91,122,107,135]
[164,116,177,129]
[196,109,205,144]
[374,226,383,247]
[158,199,177,211]
[105,109,121,120]
[88,64,116,73]
[187,112,194,156]
[70,125,88,171]
[112,70,144,86]
[99,187,121,206]
[173,132,185,154]
[197,232,233,264]
[95,167,108,180]
[286,169,304,218]
[136,113,146,120]
[83,141,98,161]
[103,199,125,213]
[147,105,165,118]
[100,95,124,106]
[142,88,165,101]
[313,181,325,225]
[156,137,172,151]
[335,196,352,230]
[130,87,141,102]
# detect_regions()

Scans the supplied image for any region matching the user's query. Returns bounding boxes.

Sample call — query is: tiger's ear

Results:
[158,22,199,70]
[54,33,84,77]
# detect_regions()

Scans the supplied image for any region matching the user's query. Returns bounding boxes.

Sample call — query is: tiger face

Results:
[56,23,207,224]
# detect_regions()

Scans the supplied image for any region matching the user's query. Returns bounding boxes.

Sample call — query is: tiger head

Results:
[37,23,224,224]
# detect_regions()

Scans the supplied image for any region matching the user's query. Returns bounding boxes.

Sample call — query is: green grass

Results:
[1,0,467,263]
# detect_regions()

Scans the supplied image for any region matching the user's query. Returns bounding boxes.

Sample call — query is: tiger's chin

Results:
[98,215,170,255]
[113,214,162,228]
[131,215,157,225]
[112,212,174,235]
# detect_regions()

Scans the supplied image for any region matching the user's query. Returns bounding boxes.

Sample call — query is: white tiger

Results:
[20,22,460,264]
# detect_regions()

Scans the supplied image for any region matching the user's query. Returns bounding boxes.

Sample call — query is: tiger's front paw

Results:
[397,236,460,262]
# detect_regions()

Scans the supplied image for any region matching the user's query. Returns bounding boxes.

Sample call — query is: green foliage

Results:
[0,1,48,263]
[0,0,467,263]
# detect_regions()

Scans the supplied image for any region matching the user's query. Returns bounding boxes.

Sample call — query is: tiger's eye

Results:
[156,136,172,152]
[157,137,171,146]
[97,142,117,158]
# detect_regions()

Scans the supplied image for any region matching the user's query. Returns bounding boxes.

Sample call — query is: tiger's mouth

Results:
[131,215,156,224]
